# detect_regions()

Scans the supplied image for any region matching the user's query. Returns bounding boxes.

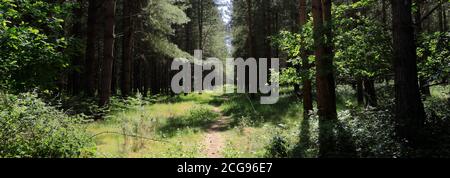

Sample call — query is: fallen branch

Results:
[90,131,171,143]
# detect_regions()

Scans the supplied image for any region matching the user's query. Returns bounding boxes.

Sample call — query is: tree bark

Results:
[313,0,338,157]
[363,79,378,107]
[299,0,313,116]
[121,0,134,97]
[438,0,444,32]
[99,0,116,107]
[356,79,364,106]
[70,0,83,95]
[198,0,203,50]
[185,7,193,54]
[85,0,98,97]
[391,0,426,148]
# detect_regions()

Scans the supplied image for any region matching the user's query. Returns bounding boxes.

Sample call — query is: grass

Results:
[86,84,450,158]
[87,93,218,158]
[210,92,304,158]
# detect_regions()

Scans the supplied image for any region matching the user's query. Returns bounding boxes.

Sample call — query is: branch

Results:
[423,81,449,88]
[89,131,171,143]
[419,1,446,24]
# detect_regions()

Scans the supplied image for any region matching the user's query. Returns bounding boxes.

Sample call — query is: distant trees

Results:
[0,0,228,111]
[270,0,449,155]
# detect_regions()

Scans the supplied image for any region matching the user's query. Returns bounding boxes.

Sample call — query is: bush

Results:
[295,108,401,158]
[419,97,450,157]
[158,107,220,137]
[0,92,95,158]
[265,135,290,158]
[186,107,220,125]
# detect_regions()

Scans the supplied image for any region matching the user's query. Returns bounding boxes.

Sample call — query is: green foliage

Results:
[264,134,290,158]
[0,92,95,158]
[417,32,450,84]
[274,2,392,86]
[167,106,219,128]
[272,23,314,86]
[0,0,72,91]
[294,108,401,158]
[333,2,392,82]
[158,106,220,137]
[144,0,191,59]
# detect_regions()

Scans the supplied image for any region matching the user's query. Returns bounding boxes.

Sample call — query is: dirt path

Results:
[203,107,230,158]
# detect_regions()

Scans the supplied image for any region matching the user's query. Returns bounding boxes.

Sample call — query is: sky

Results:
[215,0,232,25]
[214,0,233,55]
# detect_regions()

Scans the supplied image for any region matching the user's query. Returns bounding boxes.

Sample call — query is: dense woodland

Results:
[0,0,449,158]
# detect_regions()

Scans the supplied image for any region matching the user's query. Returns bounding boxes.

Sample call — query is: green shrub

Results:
[295,108,401,158]
[265,135,290,158]
[158,107,220,137]
[0,92,95,158]
[186,107,220,125]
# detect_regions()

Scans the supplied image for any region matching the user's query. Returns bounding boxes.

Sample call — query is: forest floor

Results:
[203,106,230,157]
[87,90,304,158]
[86,85,449,158]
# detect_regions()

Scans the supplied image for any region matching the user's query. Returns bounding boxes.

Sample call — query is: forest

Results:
[0,0,449,158]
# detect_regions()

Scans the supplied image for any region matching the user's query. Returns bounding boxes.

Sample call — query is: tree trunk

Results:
[356,79,364,106]
[85,0,98,97]
[438,0,444,32]
[198,0,203,50]
[363,79,378,107]
[246,0,255,58]
[70,0,83,95]
[382,0,387,27]
[99,0,116,107]
[299,0,313,116]
[121,0,134,97]
[391,0,426,149]
[444,1,448,32]
[312,0,338,157]
[246,0,256,97]
[185,7,193,54]
[143,55,150,97]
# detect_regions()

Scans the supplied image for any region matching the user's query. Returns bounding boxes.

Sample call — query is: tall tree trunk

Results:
[121,0,134,97]
[438,0,444,32]
[134,56,142,93]
[298,0,314,154]
[246,0,256,97]
[143,55,150,97]
[198,0,203,50]
[185,7,193,54]
[444,1,448,32]
[299,0,313,116]
[99,0,116,107]
[391,0,426,149]
[111,38,119,95]
[382,0,387,26]
[313,0,338,157]
[70,0,83,95]
[85,0,98,97]
[247,0,255,58]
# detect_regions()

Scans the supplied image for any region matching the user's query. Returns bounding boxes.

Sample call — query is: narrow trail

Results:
[203,106,230,158]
